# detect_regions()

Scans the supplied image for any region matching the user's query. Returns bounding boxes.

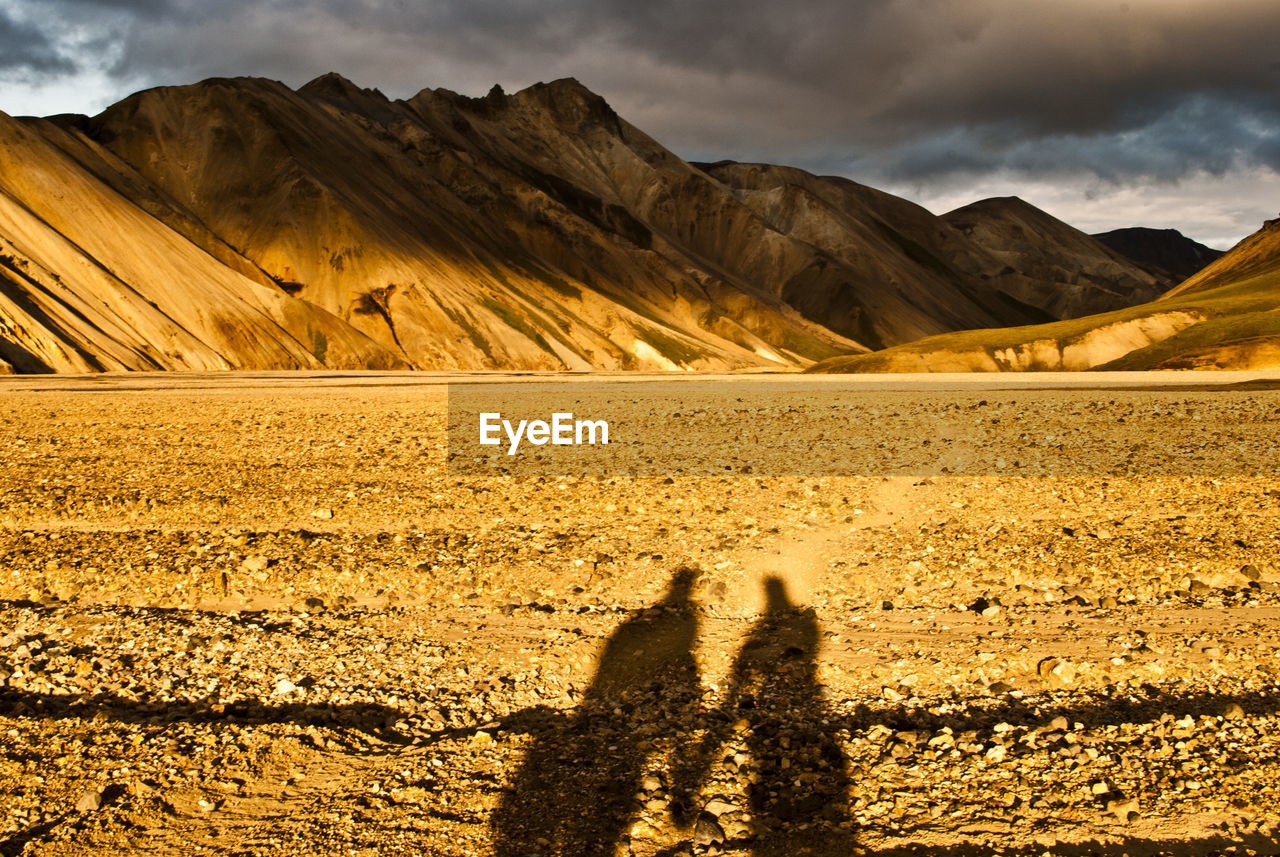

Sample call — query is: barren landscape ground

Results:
[3,371,1280,856]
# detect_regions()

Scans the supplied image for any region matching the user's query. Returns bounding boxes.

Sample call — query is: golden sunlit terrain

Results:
[3,372,1279,856]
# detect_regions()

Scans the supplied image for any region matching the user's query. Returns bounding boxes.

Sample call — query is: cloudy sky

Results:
[3,0,1278,248]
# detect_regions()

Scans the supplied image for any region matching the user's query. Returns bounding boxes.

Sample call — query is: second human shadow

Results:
[673,575,853,855]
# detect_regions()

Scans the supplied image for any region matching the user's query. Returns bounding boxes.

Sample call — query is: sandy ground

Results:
[2,371,1280,856]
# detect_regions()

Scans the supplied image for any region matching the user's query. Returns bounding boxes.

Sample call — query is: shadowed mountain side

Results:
[696,163,1058,346]
[1092,227,1224,283]
[2,74,1169,373]
[810,216,1280,373]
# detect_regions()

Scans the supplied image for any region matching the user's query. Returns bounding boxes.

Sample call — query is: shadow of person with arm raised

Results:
[672,576,853,856]
[491,567,703,857]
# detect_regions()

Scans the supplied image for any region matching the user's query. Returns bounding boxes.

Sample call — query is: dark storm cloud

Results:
[0,8,76,74]
[6,0,1280,189]
[855,93,1280,185]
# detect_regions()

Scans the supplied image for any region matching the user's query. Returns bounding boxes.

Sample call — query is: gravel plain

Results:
[2,372,1280,856]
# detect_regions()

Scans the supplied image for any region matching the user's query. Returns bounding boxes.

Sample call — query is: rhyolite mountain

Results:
[810,216,1280,373]
[0,74,1174,374]
[1092,227,1223,282]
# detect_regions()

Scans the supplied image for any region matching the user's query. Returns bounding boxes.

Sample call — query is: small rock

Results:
[1188,579,1212,597]
[1224,703,1245,720]
[275,678,298,695]
[1106,797,1139,823]
[700,580,727,605]
[241,555,269,572]
[1037,658,1076,688]
[881,600,894,611]
[75,788,103,812]
[703,797,736,817]
[1241,564,1262,581]
[312,508,334,520]
[693,815,726,845]
[640,773,663,793]
[1099,595,1119,609]
[303,597,326,612]
[970,597,1000,617]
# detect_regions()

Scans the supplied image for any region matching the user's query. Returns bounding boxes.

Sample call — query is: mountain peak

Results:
[299,72,360,94]
[957,195,1034,213]
[514,77,620,132]
[298,72,388,105]
[536,76,593,94]
[945,196,1080,233]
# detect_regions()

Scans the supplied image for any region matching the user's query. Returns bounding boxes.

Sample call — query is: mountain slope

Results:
[809,217,1280,374]
[0,110,403,374]
[1092,227,1223,282]
[942,197,1168,319]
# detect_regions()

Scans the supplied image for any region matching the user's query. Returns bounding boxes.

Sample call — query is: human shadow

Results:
[673,576,853,855]
[490,567,704,856]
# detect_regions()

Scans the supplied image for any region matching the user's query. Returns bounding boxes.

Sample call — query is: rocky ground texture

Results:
[2,373,1280,856]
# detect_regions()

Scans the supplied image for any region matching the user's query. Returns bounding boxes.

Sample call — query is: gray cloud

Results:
[843,93,1280,185]
[0,7,76,74]
[4,0,1280,241]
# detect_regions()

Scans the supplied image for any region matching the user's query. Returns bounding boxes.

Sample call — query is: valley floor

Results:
[2,372,1280,856]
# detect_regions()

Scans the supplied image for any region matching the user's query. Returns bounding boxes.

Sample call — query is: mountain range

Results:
[810,217,1280,372]
[0,74,1230,374]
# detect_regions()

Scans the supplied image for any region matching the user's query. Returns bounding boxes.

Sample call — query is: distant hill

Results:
[808,216,1280,373]
[942,197,1168,319]
[0,74,1169,373]
[1092,227,1223,282]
